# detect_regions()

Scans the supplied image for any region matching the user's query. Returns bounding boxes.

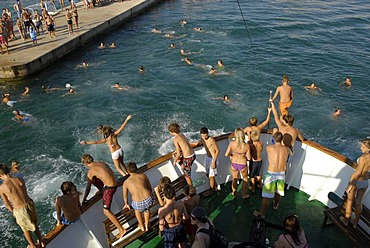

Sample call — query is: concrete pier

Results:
[0,0,162,80]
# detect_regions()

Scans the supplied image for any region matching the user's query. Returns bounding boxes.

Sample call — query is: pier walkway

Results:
[0,0,161,80]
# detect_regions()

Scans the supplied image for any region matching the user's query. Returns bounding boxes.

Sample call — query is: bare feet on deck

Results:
[116,228,127,239]
[145,224,150,232]
[138,224,145,232]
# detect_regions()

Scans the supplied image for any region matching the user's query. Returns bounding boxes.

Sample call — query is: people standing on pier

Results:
[225,128,251,199]
[254,132,291,218]
[0,164,45,248]
[80,114,133,177]
[122,162,153,232]
[158,184,189,248]
[65,8,73,35]
[340,138,370,228]
[72,4,78,29]
[34,10,43,34]
[192,127,220,196]
[45,14,56,38]
[168,123,196,186]
[54,181,81,226]
[59,0,66,10]
[272,74,293,116]
[29,27,37,46]
[16,17,25,40]
[13,0,23,19]
[0,22,9,54]
[81,154,127,238]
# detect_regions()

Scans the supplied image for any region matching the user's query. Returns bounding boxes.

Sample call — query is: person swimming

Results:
[180,19,187,27]
[194,27,202,32]
[184,57,192,65]
[209,68,217,75]
[304,82,321,92]
[82,60,88,67]
[2,93,17,107]
[13,110,30,122]
[170,43,175,48]
[109,42,116,48]
[217,59,225,68]
[139,65,145,72]
[112,83,130,91]
[332,108,341,118]
[151,28,161,33]
[98,42,105,49]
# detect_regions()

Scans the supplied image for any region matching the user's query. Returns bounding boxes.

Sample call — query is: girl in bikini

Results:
[225,128,251,199]
[80,114,132,177]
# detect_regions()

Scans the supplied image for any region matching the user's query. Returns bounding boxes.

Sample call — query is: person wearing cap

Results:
[191,207,212,248]
[158,184,189,248]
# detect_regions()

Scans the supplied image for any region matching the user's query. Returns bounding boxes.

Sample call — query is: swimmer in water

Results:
[22,86,30,96]
[184,57,192,65]
[180,49,188,55]
[63,88,76,96]
[217,59,225,68]
[340,77,352,87]
[332,108,341,118]
[98,42,105,49]
[180,19,187,27]
[170,43,175,48]
[209,68,217,75]
[139,65,145,73]
[80,114,133,176]
[113,83,130,91]
[2,93,17,107]
[82,60,88,67]
[151,28,161,33]
[194,27,202,32]
[213,95,231,103]
[13,110,30,122]
[304,82,322,94]
[109,42,116,48]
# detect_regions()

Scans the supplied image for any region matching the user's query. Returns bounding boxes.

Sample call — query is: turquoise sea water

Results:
[1,0,370,247]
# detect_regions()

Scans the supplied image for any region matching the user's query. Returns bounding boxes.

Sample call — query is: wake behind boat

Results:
[42,131,370,247]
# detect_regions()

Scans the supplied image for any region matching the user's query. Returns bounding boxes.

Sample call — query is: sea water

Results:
[0,0,370,247]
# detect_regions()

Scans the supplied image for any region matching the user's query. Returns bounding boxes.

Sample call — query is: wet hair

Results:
[200,127,208,135]
[81,154,94,164]
[0,164,10,175]
[168,123,180,134]
[282,74,289,83]
[191,207,207,223]
[163,184,176,199]
[362,138,370,149]
[249,117,257,126]
[183,185,197,197]
[234,128,246,148]
[158,176,172,191]
[283,114,294,126]
[283,214,303,246]
[250,130,260,142]
[273,132,283,143]
[223,95,229,100]
[126,161,138,173]
[61,181,76,195]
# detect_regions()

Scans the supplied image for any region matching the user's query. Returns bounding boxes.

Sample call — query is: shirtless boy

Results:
[272,75,293,116]
[158,184,189,248]
[244,107,272,139]
[81,154,126,238]
[0,164,44,248]
[55,181,81,226]
[168,123,196,185]
[123,162,153,232]
[254,132,291,217]
[192,127,220,196]
[249,130,264,192]
[270,100,304,149]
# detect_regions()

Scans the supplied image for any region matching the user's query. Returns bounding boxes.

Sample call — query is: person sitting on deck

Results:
[274,214,308,248]
[154,176,172,207]
[54,181,81,226]
[122,162,153,232]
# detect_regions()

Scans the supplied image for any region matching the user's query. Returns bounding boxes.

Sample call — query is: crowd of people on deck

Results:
[0,7,368,248]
